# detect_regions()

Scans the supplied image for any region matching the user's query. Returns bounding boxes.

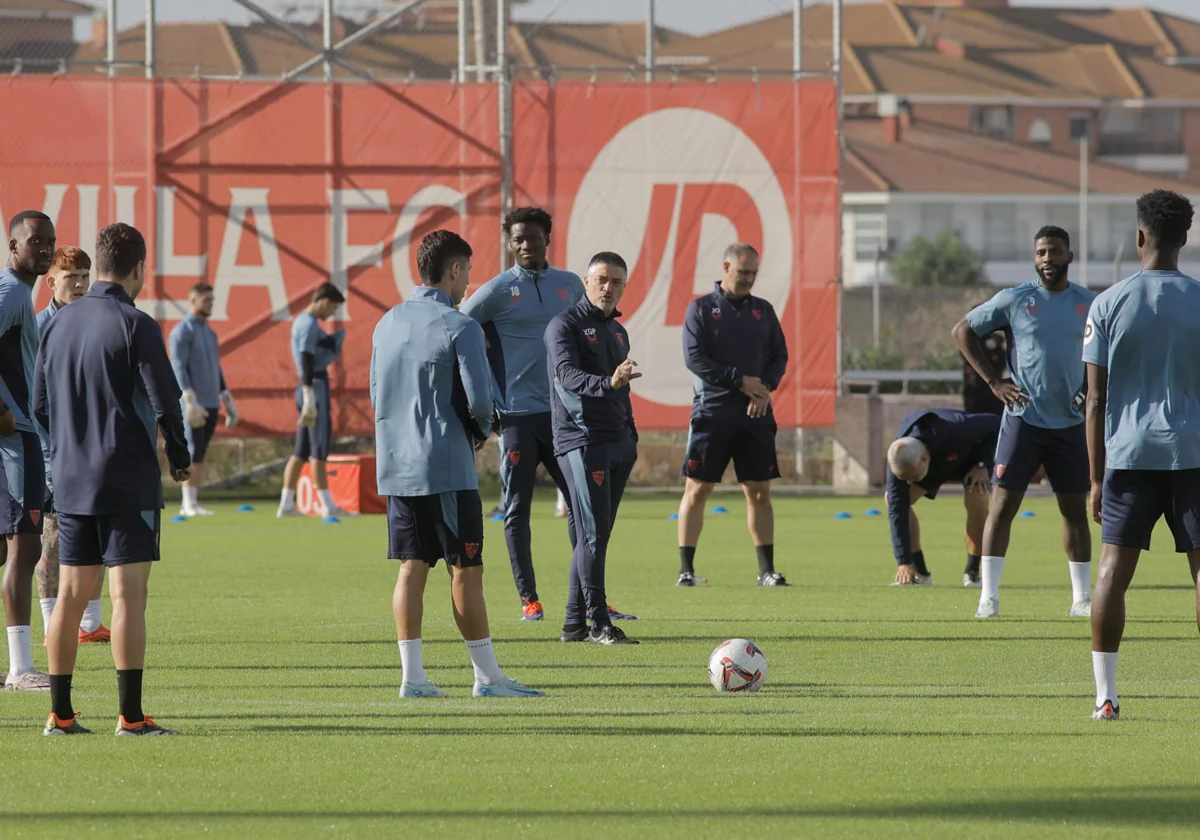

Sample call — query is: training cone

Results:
[711,506,729,514]
[669,512,679,520]
[865,509,882,517]
[491,514,504,522]
[834,512,852,520]
[169,515,187,523]
[1020,511,1036,518]
[237,504,254,513]
[323,516,341,524]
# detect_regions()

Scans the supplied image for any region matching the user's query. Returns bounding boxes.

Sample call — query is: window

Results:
[852,209,889,260]
[1102,206,1136,262]
[970,106,1013,140]
[920,203,954,239]
[1027,119,1052,146]
[983,204,1019,260]
[1097,107,1182,155]
[1069,115,1091,143]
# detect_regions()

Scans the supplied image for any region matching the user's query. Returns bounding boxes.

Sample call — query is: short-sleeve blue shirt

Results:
[966,279,1096,429]
[1082,269,1200,470]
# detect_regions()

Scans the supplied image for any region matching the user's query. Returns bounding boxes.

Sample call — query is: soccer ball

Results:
[707,638,767,693]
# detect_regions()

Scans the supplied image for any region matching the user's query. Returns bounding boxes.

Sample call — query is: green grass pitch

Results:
[3,492,1200,838]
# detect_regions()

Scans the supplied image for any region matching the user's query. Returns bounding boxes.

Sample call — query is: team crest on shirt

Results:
[592,471,606,486]
[687,459,699,472]
[617,332,626,347]
[464,543,480,560]
[558,288,569,302]
[946,453,958,462]
[509,285,522,299]
[583,327,598,343]
[996,465,1007,478]
[508,451,521,466]
[1076,304,1088,318]
[28,510,40,527]
[711,306,722,320]
[752,309,763,320]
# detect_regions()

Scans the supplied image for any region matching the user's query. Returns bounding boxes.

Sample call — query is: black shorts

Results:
[387,491,483,568]
[682,419,779,484]
[58,509,162,567]
[294,378,332,461]
[0,431,45,535]
[186,410,220,464]
[994,414,1090,495]
[1101,468,1200,553]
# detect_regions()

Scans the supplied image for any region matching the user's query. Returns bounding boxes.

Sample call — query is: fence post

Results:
[145,0,155,78]
[498,0,512,274]
[107,0,117,77]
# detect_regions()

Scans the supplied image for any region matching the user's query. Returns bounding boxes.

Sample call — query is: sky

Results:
[93,0,1200,34]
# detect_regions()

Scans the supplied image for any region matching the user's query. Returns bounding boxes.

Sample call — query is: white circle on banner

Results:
[297,474,315,516]
[567,108,793,407]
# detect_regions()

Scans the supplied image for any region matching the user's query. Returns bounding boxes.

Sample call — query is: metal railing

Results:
[842,370,963,394]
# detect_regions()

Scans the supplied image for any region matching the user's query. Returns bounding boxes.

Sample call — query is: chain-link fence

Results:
[0,0,826,81]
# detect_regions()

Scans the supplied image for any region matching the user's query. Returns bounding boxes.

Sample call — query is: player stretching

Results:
[169,283,238,517]
[36,223,191,735]
[677,243,788,587]
[954,225,1096,618]
[1084,190,1200,722]
[278,283,349,519]
[1,211,55,691]
[548,253,640,645]
[35,247,110,645]
[460,207,591,622]
[372,230,541,698]
[886,409,1000,585]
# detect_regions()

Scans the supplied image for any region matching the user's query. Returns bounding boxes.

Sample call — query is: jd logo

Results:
[568,109,793,407]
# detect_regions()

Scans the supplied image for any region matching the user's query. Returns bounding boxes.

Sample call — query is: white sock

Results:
[1093,650,1118,707]
[279,488,296,510]
[182,485,199,508]
[80,599,103,633]
[980,556,1005,602]
[398,639,425,685]
[7,626,33,676]
[1069,561,1092,604]
[318,489,336,513]
[466,637,504,685]
[39,598,56,635]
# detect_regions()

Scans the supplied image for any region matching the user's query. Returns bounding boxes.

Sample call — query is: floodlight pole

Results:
[793,0,803,78]
[646,0,655,82]
[834,0,845,392]
[145,0,156,78]
[323,0,335,82]
[107,0,117,77]
[1079,127,1090,288]
[457,0,468,81]
[498,0,513,272]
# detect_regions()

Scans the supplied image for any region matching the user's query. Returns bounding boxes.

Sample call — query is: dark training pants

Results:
[557,435,637,627]
[499,412,572,604]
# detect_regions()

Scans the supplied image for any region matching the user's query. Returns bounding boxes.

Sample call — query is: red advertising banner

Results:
[0,77,837,435]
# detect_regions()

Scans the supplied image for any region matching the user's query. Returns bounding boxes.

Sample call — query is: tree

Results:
[890,233,986,288]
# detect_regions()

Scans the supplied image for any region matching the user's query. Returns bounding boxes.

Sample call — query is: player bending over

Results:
[547,252,640,645]
[35,247,110,645]
[954,225,1095,618]
[278,283,349,519]
[372,230,541,698]
[1,211,55,691]
[677,243,789,587]
[169,282,238,517]
[1084,190,1200,722]
[886,409,1000,585]
[36,223,191,735]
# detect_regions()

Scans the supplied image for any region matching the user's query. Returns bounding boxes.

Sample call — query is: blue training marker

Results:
[865,509,881,517]
[834,512,852,519]
[1020,511,1037,518]
[491,513,505,522]
[169,515,187,523]
[668,512,679,520]
[237,504,254,513]
[711,506,729,514]
[323,516,341,524]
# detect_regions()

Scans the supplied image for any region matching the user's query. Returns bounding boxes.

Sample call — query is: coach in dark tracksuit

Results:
[678,243,789,588]
[886,409,1000,586]
[545,252,639,646]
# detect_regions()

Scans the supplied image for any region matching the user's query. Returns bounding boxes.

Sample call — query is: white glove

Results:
[182,389,209,429]
[220,389,239,428]
[299,386,318,428]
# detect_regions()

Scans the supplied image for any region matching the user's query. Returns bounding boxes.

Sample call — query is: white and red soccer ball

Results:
[707,639,768,693]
